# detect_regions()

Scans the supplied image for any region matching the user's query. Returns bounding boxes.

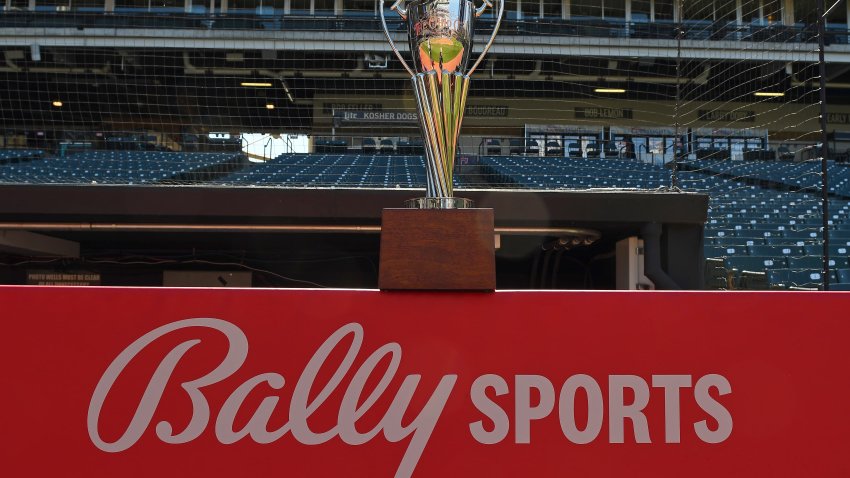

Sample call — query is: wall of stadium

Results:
[313,95,843,139]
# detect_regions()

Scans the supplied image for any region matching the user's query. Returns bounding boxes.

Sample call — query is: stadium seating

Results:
[2,147,849,291]
[212,153,429,188]
[682,158,850,197]
[0,149,44,163]
[480,156,672,189]
[0,151,242,184]
[474,155,850,290]
[699,184,850,290]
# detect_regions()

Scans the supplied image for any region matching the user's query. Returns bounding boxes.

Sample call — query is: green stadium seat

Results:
[724,256,787,289]
[748,245,803,256]
[766,269,833,290]
[704,245,744,258]
[827,283,850,291]
[786,256,840,270]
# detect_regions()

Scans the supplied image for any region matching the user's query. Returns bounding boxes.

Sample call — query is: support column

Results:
[625,0,631,21]
[758,0,764,25]
[650,0,655,22]
[284,0,290,14]
[183,0,191,13]
[736,0,742,25]
[105,0,114,12]
[783,0,793,25]
[563,0,569,19]
[220,0,227,13]
[334,0,341,15]
[28,0,35,11]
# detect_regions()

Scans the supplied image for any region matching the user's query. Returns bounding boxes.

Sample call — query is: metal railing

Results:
[0,11,844,44]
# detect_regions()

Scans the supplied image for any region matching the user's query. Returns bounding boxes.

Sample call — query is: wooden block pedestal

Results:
[378,208,496,290]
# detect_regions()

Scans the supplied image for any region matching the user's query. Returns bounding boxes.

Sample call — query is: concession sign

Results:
[1,287,848,477]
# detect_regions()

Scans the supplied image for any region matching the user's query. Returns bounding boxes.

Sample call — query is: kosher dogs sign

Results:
[1,287,848,477]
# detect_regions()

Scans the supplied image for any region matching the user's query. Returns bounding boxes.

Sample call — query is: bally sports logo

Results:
[87,319,733,478]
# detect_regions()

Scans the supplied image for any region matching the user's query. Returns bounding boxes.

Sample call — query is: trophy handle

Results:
[474,0,493,17]
[379,0,415,76]
[390,0,407,20]
[466,0,504,76]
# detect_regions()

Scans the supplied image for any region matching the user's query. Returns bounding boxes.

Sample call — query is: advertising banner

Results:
[1,287,848,477]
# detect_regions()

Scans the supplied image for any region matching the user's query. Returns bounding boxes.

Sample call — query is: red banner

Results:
[1,286,848,477]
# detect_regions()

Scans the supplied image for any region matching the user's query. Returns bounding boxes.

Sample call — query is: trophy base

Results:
[404,197,475,209]
[379,208,496,290]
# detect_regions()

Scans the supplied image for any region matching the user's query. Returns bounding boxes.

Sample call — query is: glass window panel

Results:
[315,0,334,12]
[826,0,847,27]
[114,0,180,7]
[654,0,673,20]
[37,0,71,7]
[345,0,374,13]
[715,0,737,21]
[572,0,602,18]
[604,0,624,19]
[631,0,650,22]
[505,0,519,19]
[290,0,310,12]
[795,0,816,24]
[742,0,786,25]
[231,0,259,9]
[72,0,105,8]
[763,0,782,23]
[742,0,759,22]
[521,0,540,18]
[542,0,560,18]
[684,0,714,21]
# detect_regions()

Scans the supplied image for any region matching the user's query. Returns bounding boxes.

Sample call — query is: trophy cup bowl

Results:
[381,0,503,209]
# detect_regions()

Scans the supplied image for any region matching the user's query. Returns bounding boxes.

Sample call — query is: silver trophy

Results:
[380,0,504,209]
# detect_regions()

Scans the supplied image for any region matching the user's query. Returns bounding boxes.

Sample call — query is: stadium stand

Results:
[480,157,672,190]
[1,0,848,291]
[0,149,44,163]
[213,153,427,188]
[682,159,850,197]
[0,151,244,185]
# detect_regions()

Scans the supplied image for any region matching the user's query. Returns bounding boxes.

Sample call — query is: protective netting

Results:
[0,0,846,289]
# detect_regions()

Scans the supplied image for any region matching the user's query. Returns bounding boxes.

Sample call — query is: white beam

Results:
[0,28,838,62]
[736,0,742,25]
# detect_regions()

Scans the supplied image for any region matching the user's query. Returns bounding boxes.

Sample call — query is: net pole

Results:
[672,0,683,190]
[817,0,831,291]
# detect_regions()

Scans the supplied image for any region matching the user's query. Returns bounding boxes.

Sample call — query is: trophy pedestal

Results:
[404,197,474,209]
[379,208,496,290]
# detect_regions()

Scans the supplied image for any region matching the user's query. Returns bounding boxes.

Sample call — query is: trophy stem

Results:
[411,71,471,204]
[404,197,475,209]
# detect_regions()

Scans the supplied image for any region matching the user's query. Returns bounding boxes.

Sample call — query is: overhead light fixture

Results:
[52,100,63,107]
[594,88,626,93]
[241,82,273,87]
[265,103,275,110]
[755,91,784,97]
